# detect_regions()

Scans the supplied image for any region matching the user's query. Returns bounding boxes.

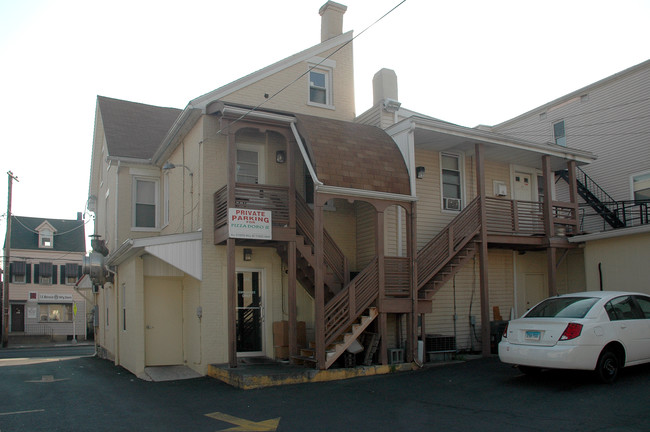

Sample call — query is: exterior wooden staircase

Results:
[295,307,378,369]
[417,196,482,300]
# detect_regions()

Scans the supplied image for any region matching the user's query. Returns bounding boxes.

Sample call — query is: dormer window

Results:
[36,221,56,249]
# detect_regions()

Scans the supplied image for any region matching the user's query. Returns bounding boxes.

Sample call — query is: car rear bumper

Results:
[498,340,600,370]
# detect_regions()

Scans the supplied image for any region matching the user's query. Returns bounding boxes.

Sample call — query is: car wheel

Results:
[596,350,619,384]
[518,365,541,375]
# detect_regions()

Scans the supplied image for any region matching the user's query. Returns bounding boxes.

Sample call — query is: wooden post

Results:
[475,143,491,357]
[542,155,557,297]
[566,160,579,234]
[409,202,419,363]
[288,241,297,358]
[226,129,238,368]
[376,209,388,365]
[314,199,326,369]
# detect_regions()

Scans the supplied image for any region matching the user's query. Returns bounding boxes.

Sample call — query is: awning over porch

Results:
[107,232,203,280]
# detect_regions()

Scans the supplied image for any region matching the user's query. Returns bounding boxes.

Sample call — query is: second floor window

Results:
[441,154,462,211]
[308,68,332,107]
[553,120,566,146]
[632,172,650,202]
[134,178,158,228]
[11,261,26,283]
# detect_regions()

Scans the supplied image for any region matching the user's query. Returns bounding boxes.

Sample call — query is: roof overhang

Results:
[568,224,650,243]
[387,116,596,171]
[107,232,203,280]
[151,106,203,166]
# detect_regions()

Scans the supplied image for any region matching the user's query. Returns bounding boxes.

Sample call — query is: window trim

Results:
[553,120,566,147]
[132,176,160,231]
[163,172,170,227]
[630,169,650,202]
[440,152,464,212]
[307,64,334,109]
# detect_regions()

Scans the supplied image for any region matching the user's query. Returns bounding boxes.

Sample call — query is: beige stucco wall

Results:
[583,231,650,295]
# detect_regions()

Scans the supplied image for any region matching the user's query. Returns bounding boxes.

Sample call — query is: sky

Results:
[1,0,648,258]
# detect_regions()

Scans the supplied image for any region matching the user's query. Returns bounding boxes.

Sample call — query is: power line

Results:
[216,0,407,135]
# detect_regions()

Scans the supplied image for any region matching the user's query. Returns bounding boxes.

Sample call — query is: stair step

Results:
[291,355,317,364]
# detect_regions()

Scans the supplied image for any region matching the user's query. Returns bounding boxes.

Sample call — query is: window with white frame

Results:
[163,172,170,226]
[38,262,53,285]
[632,172,650,202]
[65,263,79,285]
[133,178,158,228]
[11,261,26,283]
[308,67,332,107]
[441,154,462,211]
[39,228,53,248]
[39,304,72,322]
[553,120,566,146]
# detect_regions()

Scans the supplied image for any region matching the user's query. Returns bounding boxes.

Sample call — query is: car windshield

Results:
[525,297,599,318]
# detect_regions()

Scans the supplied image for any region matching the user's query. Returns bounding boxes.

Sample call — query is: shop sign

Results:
[38,293,74,302]
[228,209,272,240]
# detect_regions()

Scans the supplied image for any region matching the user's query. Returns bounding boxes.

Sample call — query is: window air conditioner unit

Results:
[444,197,461,211]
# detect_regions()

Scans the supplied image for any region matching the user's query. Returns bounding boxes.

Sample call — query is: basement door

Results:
[144,277,183,366]
[236,270,264,357]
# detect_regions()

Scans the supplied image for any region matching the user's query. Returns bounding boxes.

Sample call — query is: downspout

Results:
[290,122,323,187]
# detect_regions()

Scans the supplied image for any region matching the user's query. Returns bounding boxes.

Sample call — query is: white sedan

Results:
[498,291,650,383]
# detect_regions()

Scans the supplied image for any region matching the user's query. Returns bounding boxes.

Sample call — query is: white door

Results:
[236,270,264,356]
[145,277,183,366]
[514,171,533,201]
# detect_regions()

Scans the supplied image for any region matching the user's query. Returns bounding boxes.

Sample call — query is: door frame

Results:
[235,267,266,358]
[11,303,25,332]
[510,165,542,201]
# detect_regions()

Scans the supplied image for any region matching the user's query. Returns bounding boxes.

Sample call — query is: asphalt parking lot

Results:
[1,345,649,431]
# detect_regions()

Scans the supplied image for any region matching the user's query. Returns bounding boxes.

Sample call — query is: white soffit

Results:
[144,238,202,281]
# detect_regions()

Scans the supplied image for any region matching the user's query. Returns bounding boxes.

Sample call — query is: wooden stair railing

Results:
[417,196,482,292]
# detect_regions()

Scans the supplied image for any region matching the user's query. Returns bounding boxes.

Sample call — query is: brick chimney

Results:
[373,68,399,106]
[319,1,347,42]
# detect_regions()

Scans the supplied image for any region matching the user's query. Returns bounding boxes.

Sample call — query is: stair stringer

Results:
[325,307,378,369]
[419,238,479,300]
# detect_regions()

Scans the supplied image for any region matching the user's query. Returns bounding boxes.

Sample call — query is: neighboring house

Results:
[3,214,88,341]
[85,1,597,380]
[490,59,650,295]
[357,69,595,353]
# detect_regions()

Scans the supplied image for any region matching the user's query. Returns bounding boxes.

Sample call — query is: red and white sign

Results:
[228,209,272,240]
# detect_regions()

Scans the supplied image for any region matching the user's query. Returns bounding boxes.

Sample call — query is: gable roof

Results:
[10,216,86,253]
[97,96,182,160]
[295,114,411,196]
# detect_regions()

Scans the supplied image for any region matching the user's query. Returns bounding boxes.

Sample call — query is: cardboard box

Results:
[274,346,289,360]
[273,320,307,347]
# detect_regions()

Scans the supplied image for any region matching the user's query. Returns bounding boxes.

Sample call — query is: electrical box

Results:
[494,181,507,197]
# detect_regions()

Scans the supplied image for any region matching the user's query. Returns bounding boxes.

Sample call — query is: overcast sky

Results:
[1,0,648,256]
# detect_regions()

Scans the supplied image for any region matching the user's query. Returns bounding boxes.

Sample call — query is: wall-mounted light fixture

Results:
[416,166,425,179]
[276,150,286,164]
[243,248,252,261]
[163,161,194,192]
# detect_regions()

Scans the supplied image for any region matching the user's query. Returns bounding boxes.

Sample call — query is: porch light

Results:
[243,248,253,261]
[416,166,425,179]
[276,150,286,164]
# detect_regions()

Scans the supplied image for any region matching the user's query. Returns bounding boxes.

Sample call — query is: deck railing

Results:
[485,197,545,235]
[324,257,379,346]
[214,183,290,230]
[385,257,410,297]
[417,196,481,289]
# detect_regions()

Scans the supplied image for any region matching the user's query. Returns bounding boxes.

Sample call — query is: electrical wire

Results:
[215,0,407,135]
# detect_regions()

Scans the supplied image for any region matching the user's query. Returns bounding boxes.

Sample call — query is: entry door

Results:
[236,271,264,356]
[144,277,183,366]
[11,304,24,332]
[514,171,533,201]
[524,273,546,312]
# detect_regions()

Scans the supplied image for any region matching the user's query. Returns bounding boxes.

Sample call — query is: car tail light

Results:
[559,323,583,341]
[502,323,508,339]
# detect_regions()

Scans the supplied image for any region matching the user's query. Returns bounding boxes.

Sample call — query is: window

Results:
[133,178,158,228]
[236,148,262,184]
[163,172,170,226]
[38,262,53,285]
[308,66,333,107]
[526,297,599,318]
[441,154,462,211]
[632,172,650,202]
[39,304,72,322]
[634,296,650,319]
[553,120,566,146]
[64,263,80,285]
[10,261,26,283]
[605,296,642,321]
[39,229,53,248]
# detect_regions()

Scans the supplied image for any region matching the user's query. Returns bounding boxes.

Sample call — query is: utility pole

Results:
[2,171,18,347]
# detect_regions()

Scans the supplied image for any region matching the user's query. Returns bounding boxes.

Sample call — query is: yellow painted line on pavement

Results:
[0,409,45,416]
[205,411,280,431]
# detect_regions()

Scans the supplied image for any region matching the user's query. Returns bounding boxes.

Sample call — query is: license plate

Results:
[525,330,541,341]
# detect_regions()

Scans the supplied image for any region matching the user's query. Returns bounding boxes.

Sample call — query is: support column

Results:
[475,143,491,357]
[314,200,326,369]
[288,242,297,359]
[409,203,418,363]
[566,160,579,234]
[227,238,237,367]
[542,155,557,297]
[376,210,388,365]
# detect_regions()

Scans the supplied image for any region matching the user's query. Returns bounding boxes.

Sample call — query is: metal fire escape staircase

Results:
[416,196,482,300]
[276,194,379,369]
[556,167,625,229]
